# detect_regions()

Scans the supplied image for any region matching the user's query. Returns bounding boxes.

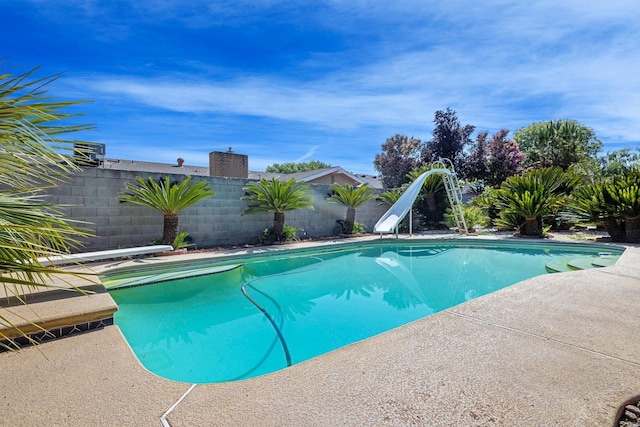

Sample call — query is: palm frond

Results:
[243,178,314,214]
[117,176,216,214]
[327,183,375,209]
[0,67,93,189]
[0,64,98,344]
[378,188,403,205]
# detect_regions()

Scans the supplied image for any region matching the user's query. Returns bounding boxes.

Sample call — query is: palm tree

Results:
[566,181,626,242]
[494,167,576,237]
[1,65,95,344]
[328,183,375,234]
[406,166,445,217]
[378,188,403,206]
[496,186,557,236]
[242,178,314,239]
[118,176,215,245]
[603,169,640,243]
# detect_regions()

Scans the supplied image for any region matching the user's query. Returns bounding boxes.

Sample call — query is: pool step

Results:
[591,255,619,267]
[545,255,619,273]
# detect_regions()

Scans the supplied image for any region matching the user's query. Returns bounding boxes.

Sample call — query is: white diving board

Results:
[36,245,174,266]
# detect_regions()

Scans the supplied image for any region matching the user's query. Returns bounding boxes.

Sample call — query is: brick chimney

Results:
[209,147,248,178]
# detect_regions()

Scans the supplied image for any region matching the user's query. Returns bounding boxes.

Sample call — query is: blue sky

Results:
[3,1,639,174]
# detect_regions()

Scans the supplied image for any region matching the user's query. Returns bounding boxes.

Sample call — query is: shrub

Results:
[259,224,301,244]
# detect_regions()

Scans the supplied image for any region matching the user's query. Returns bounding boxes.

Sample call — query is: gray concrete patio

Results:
[2,236,639,426]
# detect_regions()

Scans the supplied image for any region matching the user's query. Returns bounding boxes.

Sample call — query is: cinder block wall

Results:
[44,168,388,250]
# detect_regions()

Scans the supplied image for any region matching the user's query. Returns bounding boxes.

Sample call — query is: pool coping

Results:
[1,233,639,426]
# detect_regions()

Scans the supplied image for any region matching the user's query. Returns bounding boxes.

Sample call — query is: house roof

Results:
[100,158,210,176]
[248,166,382,189]
[98,158,382,188]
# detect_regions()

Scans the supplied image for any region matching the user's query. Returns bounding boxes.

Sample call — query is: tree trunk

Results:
[273,211,285,238]
[606,216,626,242]
[625,215,640,243]
[425,193,437,224]
[163,213,179,245]
[344,207,356,234]
[521,217,542,237]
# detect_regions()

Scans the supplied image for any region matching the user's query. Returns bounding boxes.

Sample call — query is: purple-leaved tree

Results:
[373,134,422,189]
[486,129,525,186]
[465,131,489,180]
[466,129,524,186]
[422,108,475,173]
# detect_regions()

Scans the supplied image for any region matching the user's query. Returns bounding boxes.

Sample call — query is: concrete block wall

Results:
[45,168,389,251]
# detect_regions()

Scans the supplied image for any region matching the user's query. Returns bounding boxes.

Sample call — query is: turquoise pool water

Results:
[106,240,622,383]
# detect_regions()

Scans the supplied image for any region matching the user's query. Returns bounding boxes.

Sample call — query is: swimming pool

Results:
[105,239,623,384]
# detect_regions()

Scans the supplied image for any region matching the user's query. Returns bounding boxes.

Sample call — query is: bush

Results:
[334,220,366,235]
[352,222,367,234]
[150,231,193,250]
[259,224,301,244]
[442,205,490,232]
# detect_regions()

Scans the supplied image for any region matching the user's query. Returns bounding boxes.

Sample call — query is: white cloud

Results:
[51,0,640,172]
[294,146,320,162]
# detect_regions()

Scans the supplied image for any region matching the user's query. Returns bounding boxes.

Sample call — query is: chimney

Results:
[209,148,248,178]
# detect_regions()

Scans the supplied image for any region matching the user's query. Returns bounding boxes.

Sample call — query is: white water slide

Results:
[373,161,468,235]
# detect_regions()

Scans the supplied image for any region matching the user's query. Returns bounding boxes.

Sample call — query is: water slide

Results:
[373,168,454,234]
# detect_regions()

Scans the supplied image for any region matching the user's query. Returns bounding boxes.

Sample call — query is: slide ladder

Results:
[373,158,468,235]
[434,158,468,234]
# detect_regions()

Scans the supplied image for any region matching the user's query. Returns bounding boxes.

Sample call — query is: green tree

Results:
[327,183,375,234]
[0,65,95,343]
[266,160,331,174]
[514,119,602,170]
[598,148,640,177]
[242,178,314,238]
[118,176,215,245]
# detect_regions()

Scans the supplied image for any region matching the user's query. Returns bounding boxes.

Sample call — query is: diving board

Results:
[36,245,174,266]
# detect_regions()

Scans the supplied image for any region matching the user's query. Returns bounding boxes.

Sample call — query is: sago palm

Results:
[494,167,572,237]
[496,187,559,236]
[118,176,216,245]
[565,181,625,241]
[328,183,375,234]
[406,166,444,217]
[242,178,314,238]
[1,65,95,344]
[378,188,403,206]
[603,169,640,242]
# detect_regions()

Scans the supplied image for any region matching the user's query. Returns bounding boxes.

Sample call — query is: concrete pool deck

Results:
[1,234,639,426]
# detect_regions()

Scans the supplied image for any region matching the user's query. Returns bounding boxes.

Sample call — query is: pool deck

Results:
[2,234,639,426]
